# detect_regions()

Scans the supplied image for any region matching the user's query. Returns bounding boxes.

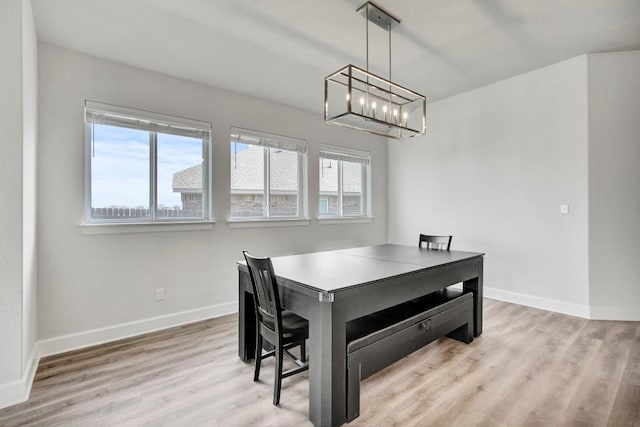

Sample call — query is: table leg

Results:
[308,299,347,427]
[238,271,255,361]
[463,257,483,336]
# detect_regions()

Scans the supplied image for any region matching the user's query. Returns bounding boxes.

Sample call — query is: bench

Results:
[345,288,474,422]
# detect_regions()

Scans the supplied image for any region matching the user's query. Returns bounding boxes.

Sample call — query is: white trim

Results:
[484,286,590,318]
[230,126,307,153]
[85,100,212,131]
[0,345,39,410]
[589,306,640,321]
[318,144,371,164]
[37,302,237,358]
[227,218,311,229]
[318,217,374,225]
[80,221,215,235]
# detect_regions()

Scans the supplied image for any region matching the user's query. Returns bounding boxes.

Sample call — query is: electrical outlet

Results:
[560,204,569,215]
[155,288,165,301]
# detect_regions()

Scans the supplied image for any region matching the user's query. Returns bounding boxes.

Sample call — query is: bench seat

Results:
[346,288,474,422]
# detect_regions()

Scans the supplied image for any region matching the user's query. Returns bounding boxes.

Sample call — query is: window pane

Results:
[269,148,298,217]
[319,198,329,215]
[231,143,265,217]
[91,124,150,220]
[157,133,204,219]
[342,160,363,216]
[319,158,338,216]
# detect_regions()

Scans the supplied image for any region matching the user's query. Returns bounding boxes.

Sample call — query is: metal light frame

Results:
[324,2,427,139]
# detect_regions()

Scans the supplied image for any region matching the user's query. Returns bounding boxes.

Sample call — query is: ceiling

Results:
[32,0,640,114]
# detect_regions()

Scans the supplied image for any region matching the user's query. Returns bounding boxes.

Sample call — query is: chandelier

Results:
[324,2,426,139]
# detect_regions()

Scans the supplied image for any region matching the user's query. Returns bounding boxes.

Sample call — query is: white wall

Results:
[0,0,25,386]
[588,51,640,320]
[388,56,591,316]
[0,0,38,407]
[37,44,388,343]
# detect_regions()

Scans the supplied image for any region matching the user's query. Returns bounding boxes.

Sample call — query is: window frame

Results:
[229,127,308,221]
[84,101,213,225]
[318,145,371,219]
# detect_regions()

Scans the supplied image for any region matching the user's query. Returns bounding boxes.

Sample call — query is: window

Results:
[230,127,307,220]
[319,146,371,218]
[84,101,212,223]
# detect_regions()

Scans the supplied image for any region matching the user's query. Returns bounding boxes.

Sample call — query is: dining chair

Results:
[242,251,309,405]
[418,234,452,250]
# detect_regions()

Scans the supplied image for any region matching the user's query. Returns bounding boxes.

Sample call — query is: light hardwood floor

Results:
[1,298,638,426]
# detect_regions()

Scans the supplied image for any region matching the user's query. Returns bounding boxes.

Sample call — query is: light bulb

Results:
[382,105,388,113]
[359,97,365,106]
[346,93,350,101]
[403,112,408,119]
[371,102,377,109]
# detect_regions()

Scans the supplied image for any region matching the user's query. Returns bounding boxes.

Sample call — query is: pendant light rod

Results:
[388,21,392,83]
[365,5,369,72]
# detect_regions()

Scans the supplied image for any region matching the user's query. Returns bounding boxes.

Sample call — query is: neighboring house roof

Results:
[172,144,362,193]
[172,164,203,193]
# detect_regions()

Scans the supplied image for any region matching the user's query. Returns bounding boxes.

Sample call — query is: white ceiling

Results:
[32,0,640,114]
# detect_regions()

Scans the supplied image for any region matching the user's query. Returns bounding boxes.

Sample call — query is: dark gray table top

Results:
[239,244,483,293]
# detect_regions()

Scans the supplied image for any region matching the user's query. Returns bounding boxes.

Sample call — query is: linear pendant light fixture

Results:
[324,1,426,139]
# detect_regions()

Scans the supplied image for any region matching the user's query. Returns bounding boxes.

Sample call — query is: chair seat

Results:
[281,310,308,333]
[263,310,309,341]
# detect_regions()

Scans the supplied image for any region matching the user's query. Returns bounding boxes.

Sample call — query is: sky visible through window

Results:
[231,141,249,153]
[91,124,203,209]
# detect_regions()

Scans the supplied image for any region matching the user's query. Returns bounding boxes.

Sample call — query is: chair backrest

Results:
[243,251,283,333]
[418,234,452,250]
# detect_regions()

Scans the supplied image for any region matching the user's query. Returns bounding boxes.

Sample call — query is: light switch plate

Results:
[560,204,569,214]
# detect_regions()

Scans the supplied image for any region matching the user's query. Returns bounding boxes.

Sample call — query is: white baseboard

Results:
[0,344,40,410]
[484,286,591,319]
[37,301,237,358]
[589,306,640,321]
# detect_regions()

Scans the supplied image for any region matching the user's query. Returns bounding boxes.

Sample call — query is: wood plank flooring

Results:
[1,298,638,426]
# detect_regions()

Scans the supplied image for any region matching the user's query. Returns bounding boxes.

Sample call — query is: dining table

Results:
[237,243,484,426]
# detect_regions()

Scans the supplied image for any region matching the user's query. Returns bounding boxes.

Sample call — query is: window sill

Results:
[227,218,311,229]
[80,221,215,235]
[318,217,374,225]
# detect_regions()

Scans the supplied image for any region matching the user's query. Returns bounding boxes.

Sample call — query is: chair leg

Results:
[300,340,306,362]
[273,342,284,405]
[254,333,263,381]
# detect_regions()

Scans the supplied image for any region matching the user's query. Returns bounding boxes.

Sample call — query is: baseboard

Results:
[484,286,591,319]
[589,306,640,321]
[0,344,40,410]
[37,301,237,358]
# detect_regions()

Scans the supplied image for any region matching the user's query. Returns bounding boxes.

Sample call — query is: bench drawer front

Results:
[348,298,473,379]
